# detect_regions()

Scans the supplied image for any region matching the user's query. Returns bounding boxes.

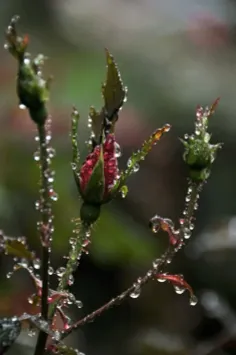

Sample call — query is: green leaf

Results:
[113,124,171,192]
[102,49,126,124]
[3,239,34,260]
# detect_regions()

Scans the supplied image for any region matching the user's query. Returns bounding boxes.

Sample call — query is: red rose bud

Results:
[78,134,119,224]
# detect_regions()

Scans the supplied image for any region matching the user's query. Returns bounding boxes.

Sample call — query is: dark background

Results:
[0,1,236,354]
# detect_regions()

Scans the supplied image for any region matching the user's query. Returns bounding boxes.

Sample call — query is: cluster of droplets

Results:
[156,273,198,306]
[149,215,180,246]
[126,156,140,174]
[179,183,202,241]
[34,117,57,250]
[129,277,142,299]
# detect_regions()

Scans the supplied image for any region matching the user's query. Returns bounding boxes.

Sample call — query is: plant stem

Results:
[48,222,91,319]
[34,123,53,355]
[61,180,201,340]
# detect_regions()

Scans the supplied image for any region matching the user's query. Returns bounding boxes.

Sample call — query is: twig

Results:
[60,181,202,340]
[34,122,54,355]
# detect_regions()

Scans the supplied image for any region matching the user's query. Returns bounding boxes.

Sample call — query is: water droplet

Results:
[157,274,167,283]
[190,295,198,306]
[127,158,132,168]
[56,267,65,278]
[35,200,41,211]
[190,223,194,231]
[174,285,185,295]
[49,190,58,201]
[130,287,141,299]
[114,142,122,158]
[133,163,140,173]
[120,185,128,198]
[19,104,26,110]
[34,151,40,162]
[185,195,191,203]
[68,274,74,286]
[71,163,77,171]
[6,271,13,279]
[75,300,83,308]
[24,58,30,66]
[47,147,55,159]
[152,259,160,269]
[20,258,28,268]
[183,228,191,240]
[33,258,41,270]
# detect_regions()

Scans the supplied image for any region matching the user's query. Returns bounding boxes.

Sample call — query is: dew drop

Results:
[34,151,40,162]
[68,274,74,286]
[76,300,83,308]
[20,258,29,268]
[47,147,56,159]
[114,142,122,158]
[133,163,140,173]
[33,258,41,270]
[19,104,26,110]
[56,267,65,278]
[185,195,191,203]
[71,163,77,171]
[6,271,13,279]
[190,295,198,306]
[48,266,54,275]
[152,259,160,269]
[35,200,41,210]
[157,274,167,283]
[130,287,141,299]
[183,228,191,240]
[49,190,58,201]
[174,285,185,295]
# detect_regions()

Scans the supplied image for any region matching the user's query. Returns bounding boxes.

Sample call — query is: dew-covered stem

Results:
[49,221,91,320]
[58,222,90,291]
[34,122,54,355]
[37,123,51,318]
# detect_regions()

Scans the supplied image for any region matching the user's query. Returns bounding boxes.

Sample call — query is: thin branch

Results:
[48,221,91,320]
[61,181,201,340]
[34,122,54,355]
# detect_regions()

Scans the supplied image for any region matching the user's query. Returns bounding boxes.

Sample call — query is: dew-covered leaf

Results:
[0,317,21,355]
[1,237,34,260]
[113,124,171,192]
[102,49,126,124]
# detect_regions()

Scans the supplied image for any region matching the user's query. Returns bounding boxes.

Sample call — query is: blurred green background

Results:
[1,1,236,354]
